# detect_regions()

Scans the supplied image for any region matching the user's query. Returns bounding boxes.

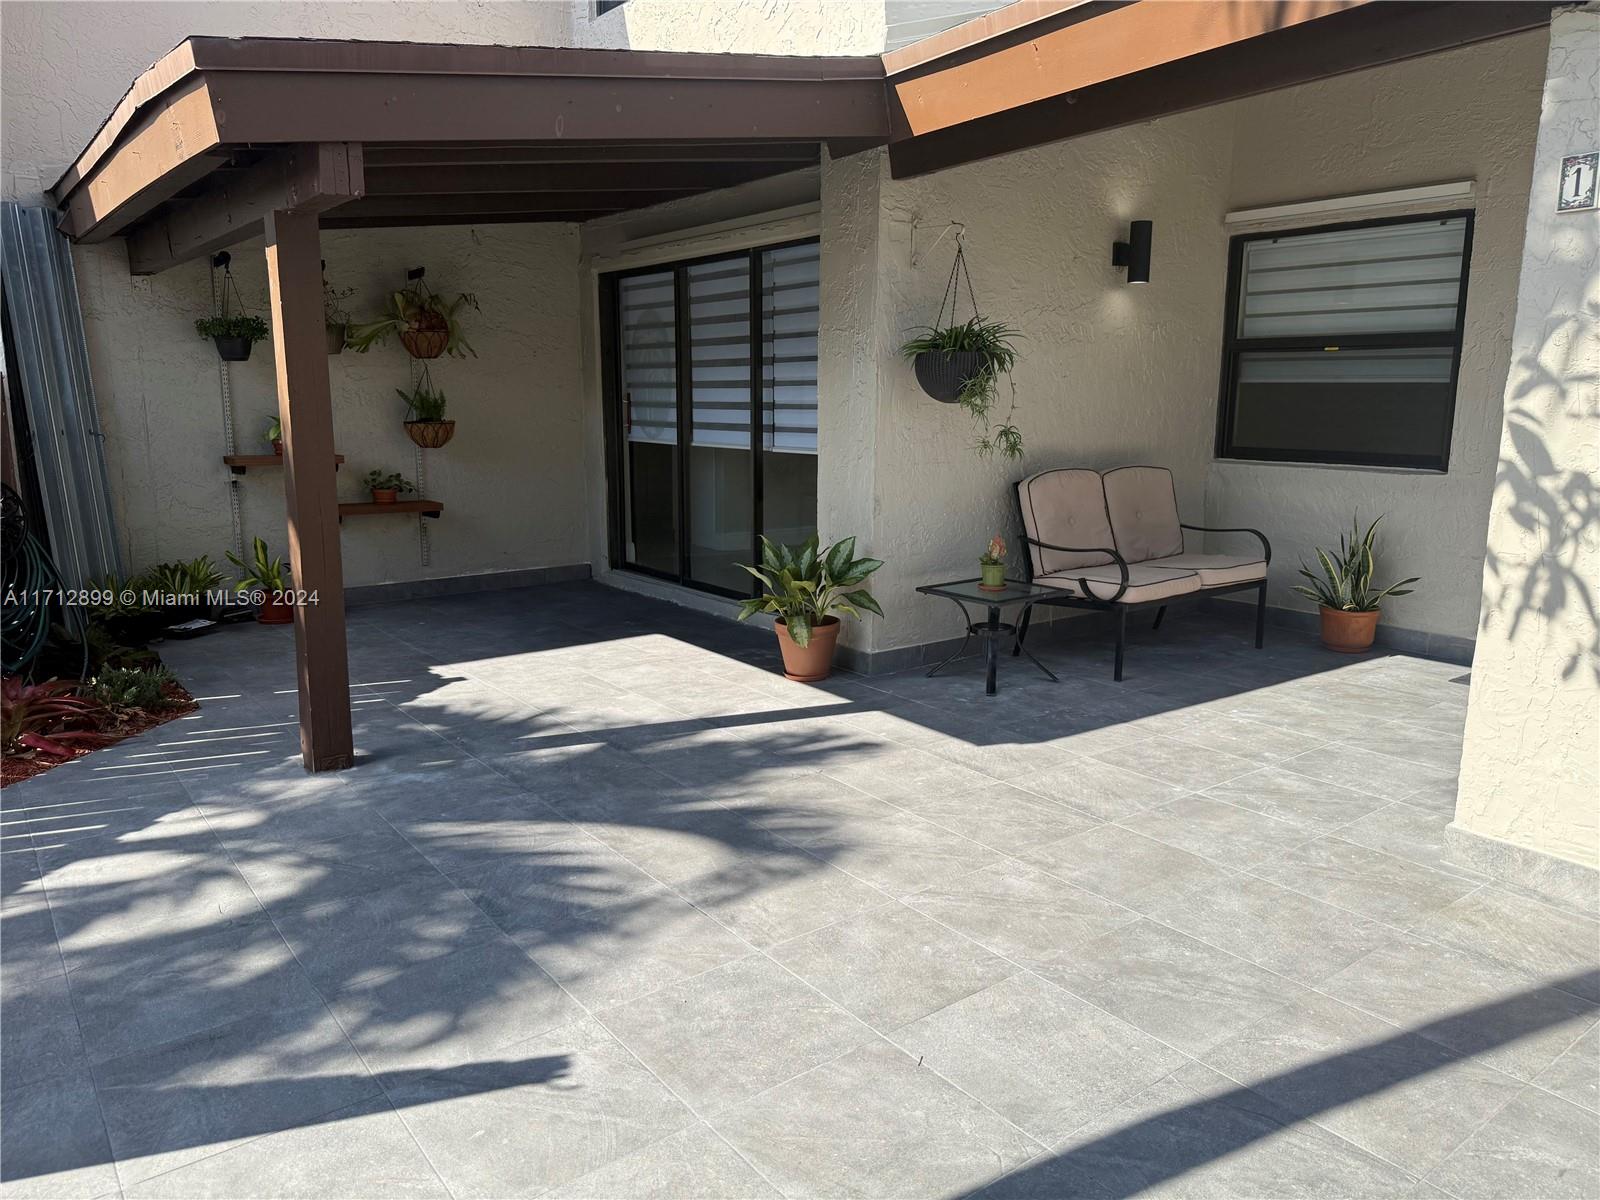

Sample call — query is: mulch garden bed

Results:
[0,680,198,789]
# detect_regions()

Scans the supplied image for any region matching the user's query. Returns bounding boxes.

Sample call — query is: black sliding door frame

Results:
[602,236,817,601]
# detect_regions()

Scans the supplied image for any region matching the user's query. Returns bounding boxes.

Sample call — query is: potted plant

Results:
[1292,515,1419,653]
[362,469,414,504]
[195,314,269,362]
[266,416,283,456]
[226,537,294,625]
[736,534,884,682]
[347,277,478,360]
[397,379,455,448]
[979,534,1008,591]
[138,555,227,624]
[324,270,356,355]
[900,316,1024,459]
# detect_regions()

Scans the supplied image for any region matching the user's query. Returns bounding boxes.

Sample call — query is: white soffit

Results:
[1225,181,1477,229]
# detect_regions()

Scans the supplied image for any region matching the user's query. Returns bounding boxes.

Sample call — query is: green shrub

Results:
[88,665,179,715]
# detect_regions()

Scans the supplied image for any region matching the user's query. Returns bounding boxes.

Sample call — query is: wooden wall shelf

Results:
[224,453,345,475]
[338,499,443,521]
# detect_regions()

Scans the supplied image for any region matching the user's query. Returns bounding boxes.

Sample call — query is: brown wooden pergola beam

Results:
[332,191,697,220]
[126,143,364,275]
[362,161,790,196]
[362,143,821,168]
[263,207,353,772]
[886,0,1555,177]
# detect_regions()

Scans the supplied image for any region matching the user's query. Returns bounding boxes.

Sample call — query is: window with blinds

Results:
[619,271,676,446]
[1217,212,1472,470]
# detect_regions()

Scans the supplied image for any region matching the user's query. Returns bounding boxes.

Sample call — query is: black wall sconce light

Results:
[1112,220,1153,284]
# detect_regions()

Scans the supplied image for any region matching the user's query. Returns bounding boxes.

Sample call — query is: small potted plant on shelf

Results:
[195,314,269,363]
[226,537,294,625]
[265,417,282,456]
[324,269,356,355]
[736,534,884,682]
[362,469,414,504]
[347,272,478,360]
[1291,515,1419,653]
[979,534,1008,591]
[397,378,455,448]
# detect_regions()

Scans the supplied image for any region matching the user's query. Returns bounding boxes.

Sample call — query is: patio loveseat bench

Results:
[1013,465,1271,680]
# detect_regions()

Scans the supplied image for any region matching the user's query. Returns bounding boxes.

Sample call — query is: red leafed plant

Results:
[1,677,110,759]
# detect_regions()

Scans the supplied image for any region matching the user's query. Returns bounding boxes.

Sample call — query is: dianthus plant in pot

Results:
[978,534,1008,591]
[226,537,294,625]
[362,469,413,505]
[736,534,884,682]
[1291,515,1419,653]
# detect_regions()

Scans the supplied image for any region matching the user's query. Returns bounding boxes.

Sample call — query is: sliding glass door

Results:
[608,239,819,598]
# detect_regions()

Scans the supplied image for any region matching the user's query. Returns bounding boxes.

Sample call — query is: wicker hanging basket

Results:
[400,326,449,359]
[405,419,456,449]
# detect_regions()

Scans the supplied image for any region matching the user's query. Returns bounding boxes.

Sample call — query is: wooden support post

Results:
[264,208,353,771]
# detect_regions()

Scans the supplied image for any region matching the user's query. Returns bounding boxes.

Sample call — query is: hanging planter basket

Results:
[405,419,456,449]
[400,325,449,359]
[913,350,987,404]
[212,335,254,362]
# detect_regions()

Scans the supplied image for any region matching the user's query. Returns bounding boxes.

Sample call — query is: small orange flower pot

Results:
[775,617,841,682]
[1319,606,1380,653]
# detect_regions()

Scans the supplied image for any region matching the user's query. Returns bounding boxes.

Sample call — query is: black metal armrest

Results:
[1180,523,1272,566]
[1021,535,1131,603]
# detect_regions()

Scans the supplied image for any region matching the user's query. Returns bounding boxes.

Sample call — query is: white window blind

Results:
[620,271,676,445]
[1237,217,1468,340]
[762,242,819,455]
[686,256,752,449]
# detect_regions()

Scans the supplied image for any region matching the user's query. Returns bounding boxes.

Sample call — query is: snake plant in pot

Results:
[227,537,294,625]
[1291,515,1419,652]
[736,534,884,681]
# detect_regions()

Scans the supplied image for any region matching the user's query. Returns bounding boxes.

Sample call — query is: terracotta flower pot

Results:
[775,616,841,682]
[405,419,455,449]
[1319,606,1380,653]
[979,562,1006,591]
[270,438,283,456]
[257,594,294,625]
[371,488,398,504]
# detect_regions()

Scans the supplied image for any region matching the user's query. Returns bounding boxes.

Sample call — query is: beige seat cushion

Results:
[1102,466,1184,563]
[1037,564,1202,604]
[1147,553,1266,588]
[1017,469,1116,575]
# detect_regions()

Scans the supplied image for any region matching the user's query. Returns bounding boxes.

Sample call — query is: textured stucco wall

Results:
[70,225,586,587]
[568,0,886,53]
[1210,30,1547,643]
[841,109,1236,653]
[1453,6,1600,871]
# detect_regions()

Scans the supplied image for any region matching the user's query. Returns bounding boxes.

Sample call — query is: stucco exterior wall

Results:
[1210,29,1548,644]
[568,0,886,54]
[1452,5,1600,875]
[70,225,586,588]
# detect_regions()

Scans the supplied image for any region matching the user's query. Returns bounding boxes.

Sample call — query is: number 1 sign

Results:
[1557,152,1598,213]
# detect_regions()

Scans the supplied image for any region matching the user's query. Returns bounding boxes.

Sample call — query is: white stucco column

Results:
[818,147,889,660]
[1450,4,1600,905]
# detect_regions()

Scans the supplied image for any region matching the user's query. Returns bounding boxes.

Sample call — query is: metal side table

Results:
[916,577,1059,695]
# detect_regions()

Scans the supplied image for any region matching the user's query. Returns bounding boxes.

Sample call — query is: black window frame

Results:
[594,0,627,16]
[600,236,820,602]
[1214,209,1475,472]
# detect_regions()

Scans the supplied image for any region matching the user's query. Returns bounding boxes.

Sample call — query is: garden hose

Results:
[1,483,87,677]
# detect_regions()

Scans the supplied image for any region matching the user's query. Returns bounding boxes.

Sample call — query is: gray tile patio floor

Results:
[2,581,1596,1199]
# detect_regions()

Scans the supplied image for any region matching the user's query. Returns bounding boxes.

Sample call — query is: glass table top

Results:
[916,577,1058,604]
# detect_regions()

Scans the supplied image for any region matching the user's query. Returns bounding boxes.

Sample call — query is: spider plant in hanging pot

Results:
[1291,515,1419,653]
[397,380,455,449]
[346,275,478,360]
[735,534,884,682]
[323,269,356,355]
[227,537,294,625]
[195,314,269,362]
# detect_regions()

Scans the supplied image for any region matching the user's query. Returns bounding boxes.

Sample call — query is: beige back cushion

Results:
[1018,469,1115,574]
[1103,466,1184,563]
